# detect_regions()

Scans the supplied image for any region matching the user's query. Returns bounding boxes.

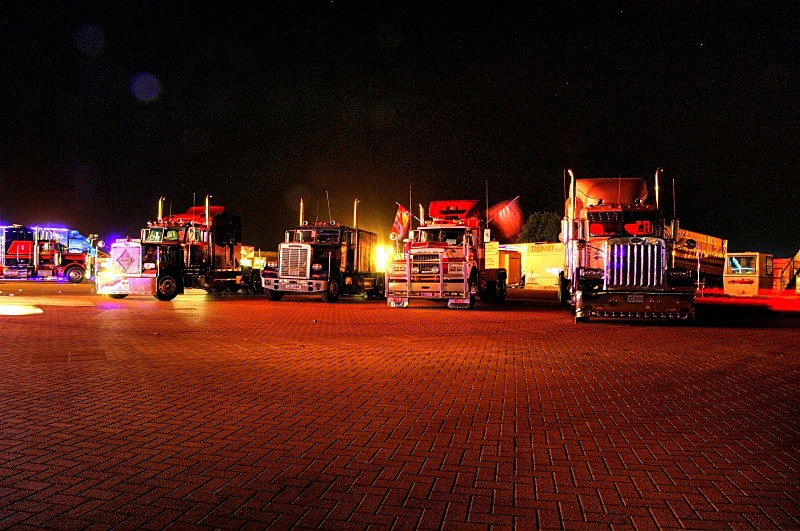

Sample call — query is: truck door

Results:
[342,230,353,273]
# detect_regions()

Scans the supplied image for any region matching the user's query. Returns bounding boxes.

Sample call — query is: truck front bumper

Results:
[575,289,695,320]
[96,275,156,296]
[262,277,328,294]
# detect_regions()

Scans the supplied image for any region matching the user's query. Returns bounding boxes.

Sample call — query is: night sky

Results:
[1,2,798,256]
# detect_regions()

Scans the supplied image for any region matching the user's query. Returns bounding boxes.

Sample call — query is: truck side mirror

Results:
[685,239,697,250]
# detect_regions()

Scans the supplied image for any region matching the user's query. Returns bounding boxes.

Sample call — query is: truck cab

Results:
[262,222,382,302]
[560,171,696,322]
[385,200,507,309]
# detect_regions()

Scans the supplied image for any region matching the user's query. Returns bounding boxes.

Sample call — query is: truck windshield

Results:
[145,228,164,241]
[286,229,315,243]
[589,221,653,237]
[316,230,340,244]
[420,229,464,245]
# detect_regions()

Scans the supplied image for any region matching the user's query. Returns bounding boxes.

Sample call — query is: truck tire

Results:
[155,274,179,301]
[479,279,493,302]
[266,290,284,301]
[249,275,264,295]
[108,294,128,299]
[371,275,385,299]
[558,272,571,308]
[322,277,341,303]
[496,278,507,303]
[64,266,84,284]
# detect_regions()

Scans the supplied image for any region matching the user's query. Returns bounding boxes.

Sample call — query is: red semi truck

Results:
[385,200,507,309]
[0,225,94,283]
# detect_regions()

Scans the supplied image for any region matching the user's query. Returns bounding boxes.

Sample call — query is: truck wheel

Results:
[322,277,341,303]
[480,280,494,303]
[467,279,477,309]
[371,275,385,298]
[249,277,264,295]
[558,272,571,308]
[496,279,507,303]
[266,290,284,301]
[155,274,179,301]
[65,266,84,284]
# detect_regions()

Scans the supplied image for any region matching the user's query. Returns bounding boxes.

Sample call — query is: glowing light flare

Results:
[375,245,389,273]
[0,304,43,316]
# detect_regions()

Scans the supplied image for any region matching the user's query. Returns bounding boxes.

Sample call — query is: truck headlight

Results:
[311,263,323,271]
[448,263,464,274]
[411,266,419,274]
[391,264,407,274]
[267,261,278,269]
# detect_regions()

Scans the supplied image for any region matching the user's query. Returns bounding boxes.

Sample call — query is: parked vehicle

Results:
[559,169,696,322]
[96,196,262,300]
[261,198,384,302]
[0,224,97,283]
[385,199,506,309]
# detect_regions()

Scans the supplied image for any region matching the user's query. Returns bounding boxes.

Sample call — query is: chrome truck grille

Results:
[410,253,441,275]
[605,238,665,289]
[110,242,142,275]
[279,245,310,277]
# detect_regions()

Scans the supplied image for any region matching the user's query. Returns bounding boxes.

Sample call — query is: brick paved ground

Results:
[0,285,799,529]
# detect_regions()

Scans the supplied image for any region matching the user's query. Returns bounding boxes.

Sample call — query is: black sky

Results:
[1,1,798,256]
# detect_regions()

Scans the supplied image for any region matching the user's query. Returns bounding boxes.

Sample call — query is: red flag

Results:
[487,196,524,241]
[391,204,411,240]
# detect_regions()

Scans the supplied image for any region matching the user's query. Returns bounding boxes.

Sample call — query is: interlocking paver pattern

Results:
[0,285,798,529]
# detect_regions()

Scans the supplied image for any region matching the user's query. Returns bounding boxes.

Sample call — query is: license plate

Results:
[287,284,301,290]
[627,294,644,303]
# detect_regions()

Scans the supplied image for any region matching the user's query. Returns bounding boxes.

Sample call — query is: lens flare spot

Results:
[130,72,162,103]
[74,25,106,57]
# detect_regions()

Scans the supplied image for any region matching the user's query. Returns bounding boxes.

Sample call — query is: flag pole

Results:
[409,183,412,230]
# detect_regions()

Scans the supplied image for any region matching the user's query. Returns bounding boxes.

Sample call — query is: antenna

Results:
[654,167,662,211]
[672,178,677,219]
[408,183,412,230]
[326,191,332,222]
[485,180,489,223]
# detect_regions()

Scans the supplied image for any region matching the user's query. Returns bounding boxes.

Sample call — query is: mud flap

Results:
[387,297,409,308]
